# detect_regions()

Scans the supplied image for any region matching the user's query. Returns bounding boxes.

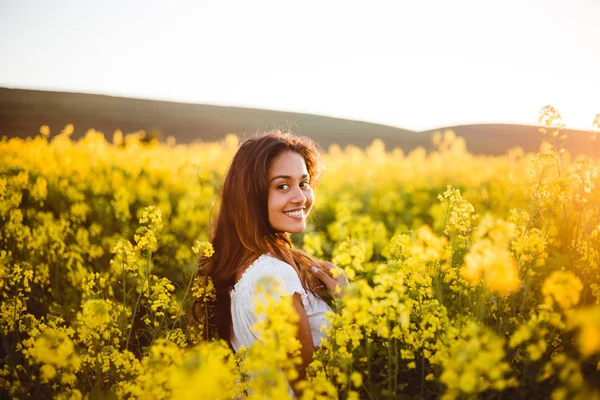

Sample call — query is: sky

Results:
[1,0,599,132]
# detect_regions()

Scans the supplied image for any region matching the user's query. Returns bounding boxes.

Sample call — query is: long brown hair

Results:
[191,131,324,342]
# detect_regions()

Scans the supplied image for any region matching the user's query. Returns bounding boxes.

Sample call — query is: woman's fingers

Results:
[311,265,346,298]
[318,262,350,287]
[311,266,336,290]
[319,261,335,271]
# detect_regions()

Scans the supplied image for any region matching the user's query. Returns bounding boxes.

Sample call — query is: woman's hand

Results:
[311,261,349,299]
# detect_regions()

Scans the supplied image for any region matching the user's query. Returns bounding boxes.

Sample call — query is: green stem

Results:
[420,349,425,398]
[126,251,151,352]
[121,259,127,343]
[361,381,376,400]
[367,338,372,395]
[166,269,197,342]
[441,199,450,236]
[205,301,209,342]
[526,165,547,232]
[11,274,21,333]
[149,312,167,349]
[387,319,393,395]
[393,337,398,396]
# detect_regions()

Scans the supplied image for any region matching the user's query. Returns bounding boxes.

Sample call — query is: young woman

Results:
[191,131,348,385]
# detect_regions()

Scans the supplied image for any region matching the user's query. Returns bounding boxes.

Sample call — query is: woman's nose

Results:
[290,186,306,204]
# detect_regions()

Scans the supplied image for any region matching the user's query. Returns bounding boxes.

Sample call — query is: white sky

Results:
[1,0,599,131]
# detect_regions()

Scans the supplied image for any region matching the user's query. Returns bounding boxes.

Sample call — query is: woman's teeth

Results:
[284,210,304,218]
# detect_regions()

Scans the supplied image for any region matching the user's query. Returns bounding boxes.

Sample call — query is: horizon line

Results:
[0,85,594,133]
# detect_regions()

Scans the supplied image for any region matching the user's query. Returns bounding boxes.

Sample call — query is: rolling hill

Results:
[0,87,597,156]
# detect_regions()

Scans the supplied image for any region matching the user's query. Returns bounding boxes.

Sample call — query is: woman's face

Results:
[267,151,314,233]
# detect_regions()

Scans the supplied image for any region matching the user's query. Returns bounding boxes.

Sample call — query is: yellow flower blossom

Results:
[81,299,111,330]
[542,270,583,310]
[191,240,214,258]
[437,320,515,399]
[462,215,521,296]
[438,186,478,240]
[568,306,600,357]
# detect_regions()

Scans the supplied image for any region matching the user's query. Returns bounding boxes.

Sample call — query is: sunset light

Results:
[1,0,599,131]
[3,2,600,398]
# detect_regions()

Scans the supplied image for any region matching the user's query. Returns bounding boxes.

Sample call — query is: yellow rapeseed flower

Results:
[568,306,600,357]
[542,270,583,310]
[81,299,111,330]
[191,240,214,258]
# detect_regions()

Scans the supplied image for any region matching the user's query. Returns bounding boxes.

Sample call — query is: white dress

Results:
[230,253,332,351]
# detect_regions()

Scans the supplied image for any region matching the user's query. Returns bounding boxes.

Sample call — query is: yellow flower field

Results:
[1,107,600,399]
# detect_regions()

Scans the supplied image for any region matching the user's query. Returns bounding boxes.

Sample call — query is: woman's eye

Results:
[277,184,290,190]
[300,181,311,189]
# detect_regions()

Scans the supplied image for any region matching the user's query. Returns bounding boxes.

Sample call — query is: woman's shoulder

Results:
[231,253,303,295]
[237,253,299,284]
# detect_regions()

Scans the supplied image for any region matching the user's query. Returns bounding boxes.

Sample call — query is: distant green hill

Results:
[1,87,597,156]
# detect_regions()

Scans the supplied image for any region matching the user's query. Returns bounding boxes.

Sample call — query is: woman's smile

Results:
[283,208,306,219]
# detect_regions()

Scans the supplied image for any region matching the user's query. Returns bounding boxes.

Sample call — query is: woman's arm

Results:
[291,292,314,382]
[289,264,347,396]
